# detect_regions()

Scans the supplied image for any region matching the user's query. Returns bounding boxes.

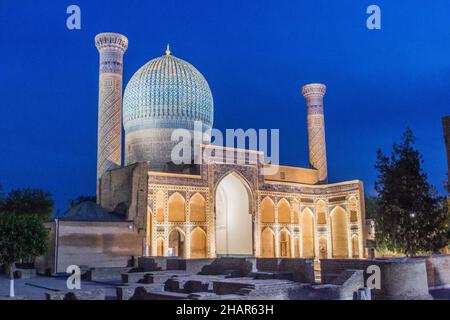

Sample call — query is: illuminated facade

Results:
[96,33,366,260]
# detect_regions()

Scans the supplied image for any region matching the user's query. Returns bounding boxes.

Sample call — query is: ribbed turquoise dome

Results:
[123,53,214,132]
[122,51,214,169]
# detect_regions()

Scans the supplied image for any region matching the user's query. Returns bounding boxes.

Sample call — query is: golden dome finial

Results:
[166,44,171,56]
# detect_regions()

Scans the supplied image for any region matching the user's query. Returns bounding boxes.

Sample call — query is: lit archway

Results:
[168,192,186,222]
[260,227,275,257]
[330,206,349,258]
[190,227,207,258]
[190,193,206,222]
[279,228,291,257]
[168,228,185,257]
[260,197,275,223]
[277,199,291,224]
[215,173,253,255]
[300,208,315,258]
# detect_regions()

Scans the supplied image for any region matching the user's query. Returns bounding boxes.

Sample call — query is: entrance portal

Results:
[169,229,185,257]
[215,173,253,256]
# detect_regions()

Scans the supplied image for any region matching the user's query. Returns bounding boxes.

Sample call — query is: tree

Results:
[374,128,449,256]
[0,188,54,221]
[0,214,49,297]
[0,184,4,208]
[365,195,378,219]
[68,195,96,209]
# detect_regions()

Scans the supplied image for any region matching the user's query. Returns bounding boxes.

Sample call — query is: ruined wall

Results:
[53,221,143,273]
[422,255,450,288]
[256,258,315,283]
[99,163,148,225]
[320,258,432,300]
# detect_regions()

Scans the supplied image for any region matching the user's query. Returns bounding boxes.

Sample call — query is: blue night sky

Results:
[0,0,449,214]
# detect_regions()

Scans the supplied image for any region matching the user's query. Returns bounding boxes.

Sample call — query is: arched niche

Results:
[260,227,275,257]
[168,228,185,257]
[277,198,291,224]
[190,193,206,222]
[168,192,186,222]
[279,228,291,257]
[330,206,349,258]
[260,197,275,223]
[190,227,207,258]
[300,208,315,258]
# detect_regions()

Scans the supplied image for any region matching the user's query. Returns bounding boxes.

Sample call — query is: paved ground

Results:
[1,274,449,300]
[0,275,118,300]
[430,287,450,300]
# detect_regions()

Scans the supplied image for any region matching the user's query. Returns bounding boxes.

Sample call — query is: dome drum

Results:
[123,52,214,169]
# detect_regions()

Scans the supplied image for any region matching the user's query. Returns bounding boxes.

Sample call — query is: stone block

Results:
[85,267,136,281]
[116,284,164,300]
[45,289,106,300]
[14,268,37,279]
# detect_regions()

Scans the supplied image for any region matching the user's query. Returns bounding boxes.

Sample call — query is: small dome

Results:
[62,202,124,221]
[123,52,214,132]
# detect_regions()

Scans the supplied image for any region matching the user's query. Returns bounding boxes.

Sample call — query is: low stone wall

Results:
[167,258,214,274]
[14,268,37,279]
[137,257,165,271]
[298,270,364,300]
[421,255,450,288]
[116,284,164,300]
[199,257,257,276]
[320,258,432,300]
[85,267,136,281]
[256,258,315,283]
[45,289,106,300]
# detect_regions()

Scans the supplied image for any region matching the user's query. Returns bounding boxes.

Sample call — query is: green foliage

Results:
[374,128,450,256]
[68,195,96,209]
[0,188,54,221]
[0,213,49,265]
[364,195,378,219]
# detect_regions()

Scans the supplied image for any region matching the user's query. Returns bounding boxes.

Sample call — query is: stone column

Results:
[95,33,128,200]
[301,83,328,183]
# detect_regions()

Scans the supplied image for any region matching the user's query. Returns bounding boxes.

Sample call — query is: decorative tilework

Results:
[95,33,128,195]
[122,53,214,167]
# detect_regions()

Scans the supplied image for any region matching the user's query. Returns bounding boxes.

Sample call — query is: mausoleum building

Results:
[41,33,367,272]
